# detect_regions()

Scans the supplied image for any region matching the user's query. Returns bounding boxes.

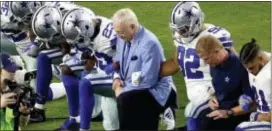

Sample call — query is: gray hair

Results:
[112,8,139,28]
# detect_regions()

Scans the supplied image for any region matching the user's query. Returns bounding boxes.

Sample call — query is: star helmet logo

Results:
[43,13,52,29]
[183,8,193,19]
[20,2,28,8]
[225,76,230,83]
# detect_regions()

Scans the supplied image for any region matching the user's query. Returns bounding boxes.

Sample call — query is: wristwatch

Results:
[227,109,234,116]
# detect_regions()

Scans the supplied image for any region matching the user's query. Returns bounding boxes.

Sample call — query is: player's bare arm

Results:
[159,50,179,77]
[231,102,257,116]
[29,26,36,41]
[256,112,271,122]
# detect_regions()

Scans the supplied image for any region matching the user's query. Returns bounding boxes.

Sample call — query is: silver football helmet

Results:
[32,6,62,42]
[43,1,77,16]
[61,8,96,45]
[9,2,43,24]
[169,2,204,43]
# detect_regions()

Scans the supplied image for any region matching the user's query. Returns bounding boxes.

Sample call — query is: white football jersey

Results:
[248,56,271,113]
[74,16,116,71]
[1,1,31,50]
[174,23,233,101]
[93,16,116,56]
[92,16,117,70]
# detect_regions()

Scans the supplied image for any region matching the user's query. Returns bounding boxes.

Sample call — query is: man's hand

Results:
[115,86,123,97]
[112,78,124,90]
[238,94,253,111]
[207,109,229,120]
[208,96,219,110]
[1,92,16,108]
[112,78,124,97]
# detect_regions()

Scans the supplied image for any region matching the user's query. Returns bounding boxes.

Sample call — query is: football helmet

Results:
[169,2,204,43]
[9,2,43,24]
[61,8,96,46]
[43,1,78,16]
[31,5,62,42]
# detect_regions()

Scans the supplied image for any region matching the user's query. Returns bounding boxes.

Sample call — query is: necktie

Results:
[124,41,131,67]
[122,41,131,79]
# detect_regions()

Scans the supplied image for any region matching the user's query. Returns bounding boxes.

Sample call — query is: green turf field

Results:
[23,2,270,130]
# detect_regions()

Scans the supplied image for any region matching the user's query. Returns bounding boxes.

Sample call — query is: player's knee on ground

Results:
[61,65,74,76]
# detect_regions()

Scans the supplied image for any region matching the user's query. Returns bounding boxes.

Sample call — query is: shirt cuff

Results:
[112,72,121,80]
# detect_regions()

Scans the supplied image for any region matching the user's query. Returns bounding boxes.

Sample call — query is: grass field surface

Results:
[24,1,270,130]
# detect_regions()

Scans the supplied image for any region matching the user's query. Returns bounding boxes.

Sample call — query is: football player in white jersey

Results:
[236,39,271,131]
[0,1,42,90]
[28,3,103,129]
[28,3,75,123]
[61,8,120,130]
[159,2,237,130]
[0,1,66,112]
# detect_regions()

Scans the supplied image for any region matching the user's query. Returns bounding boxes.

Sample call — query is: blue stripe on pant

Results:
[87,76,113,88]
[186,100,210,130]
[80,68,116,129]
[235,121,271,131]
[241,125,271,130]
[83,68,113,88]
[191,100,209,118]
[79,68,112,129]
[40,48,63,59]
[69,64,85,75]
[59,57,86,129]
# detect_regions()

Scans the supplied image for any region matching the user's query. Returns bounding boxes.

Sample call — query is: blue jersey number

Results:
[252,86,270,112]
[178,46,204,79]
[1,2,9,16]
[207,26,222,34]
[102,23,114,39]
[95,52,112,70]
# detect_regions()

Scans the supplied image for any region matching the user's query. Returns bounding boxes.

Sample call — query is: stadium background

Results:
[23,1,270,130]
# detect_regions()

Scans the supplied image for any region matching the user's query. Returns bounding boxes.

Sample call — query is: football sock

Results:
[61,75,80,117]
[36,53,52,104]
[79,78,95,130]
